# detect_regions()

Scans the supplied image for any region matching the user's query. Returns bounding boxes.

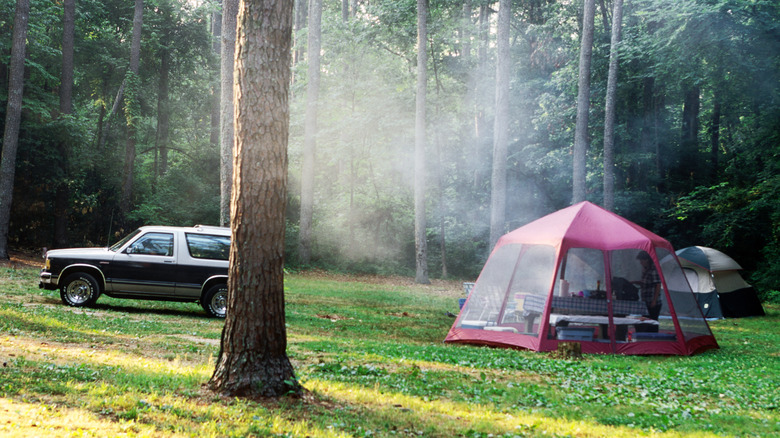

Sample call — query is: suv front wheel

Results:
[202,284,228,318]
[60,272,101,307]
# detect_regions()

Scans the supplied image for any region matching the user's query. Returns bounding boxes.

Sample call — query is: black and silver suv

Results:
[39,225,230,317]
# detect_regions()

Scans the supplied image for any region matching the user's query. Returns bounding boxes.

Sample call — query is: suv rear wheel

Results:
[202,284,228,318]
[60,272,101,307]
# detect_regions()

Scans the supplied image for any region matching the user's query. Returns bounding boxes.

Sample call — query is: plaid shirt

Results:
[640,264,661,304]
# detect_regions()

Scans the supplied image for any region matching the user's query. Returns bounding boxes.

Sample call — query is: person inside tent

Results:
[635,252,662,321]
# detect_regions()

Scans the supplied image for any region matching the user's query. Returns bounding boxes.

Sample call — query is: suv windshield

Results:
[109,229,142,252]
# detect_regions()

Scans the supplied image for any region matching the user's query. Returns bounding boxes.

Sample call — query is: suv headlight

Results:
[45,258,51,270]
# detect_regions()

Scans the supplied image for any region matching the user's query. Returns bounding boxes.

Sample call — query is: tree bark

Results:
[602,0,623,212]
[414,0,429,284]
[572,0,595,204]
[0,0,30,259]
[208,0,299,399]
[54,0,76,248]
[120,0,144,224]
[220,0,239,226]
[489,0,511,249]
[299,0,322,265]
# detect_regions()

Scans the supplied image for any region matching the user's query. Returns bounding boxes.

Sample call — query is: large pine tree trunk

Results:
[488,0,511,249]
[572,0,595,204]
[414,0,429,284]
[299,0,322,265]
[602,0,623,212]
[209,0,299,399]
[0,0,30,259]
[219,0,239,226]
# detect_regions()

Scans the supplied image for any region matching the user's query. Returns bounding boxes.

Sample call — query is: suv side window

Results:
[129,233,174,256]
[186,233,230,261]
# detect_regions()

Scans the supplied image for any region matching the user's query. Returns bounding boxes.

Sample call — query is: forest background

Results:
[0,0,778,302]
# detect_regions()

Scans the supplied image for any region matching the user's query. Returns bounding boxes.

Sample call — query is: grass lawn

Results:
[0,258,778,437]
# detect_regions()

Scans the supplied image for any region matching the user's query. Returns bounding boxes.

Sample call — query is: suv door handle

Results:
[164,260,174,264]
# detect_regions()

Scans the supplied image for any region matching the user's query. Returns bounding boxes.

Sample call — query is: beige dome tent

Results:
[675,246,765,319]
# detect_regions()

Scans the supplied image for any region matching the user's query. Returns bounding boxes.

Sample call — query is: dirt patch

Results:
[176,334,220,346]
[1,250,45,269]
[316,313,353,321]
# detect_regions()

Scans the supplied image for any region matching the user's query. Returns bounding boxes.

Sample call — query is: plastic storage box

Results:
[556,326,595,341]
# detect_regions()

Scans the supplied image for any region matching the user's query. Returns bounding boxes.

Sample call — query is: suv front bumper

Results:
[39,271,58,290]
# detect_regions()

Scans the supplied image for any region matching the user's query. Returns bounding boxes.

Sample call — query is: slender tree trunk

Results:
[679,86,700,186]
[598,0,609,33]
[156,45,171,179]
[572,0,595,204]
[210,2,222,160]
[220,0,239,226]
[293,0,307,65]
[99,81,125,150]
[209,0,299,399]
[602,0,623,212]
[473,2,490,190]
[59,0,75,116]
[54,0,76,248]
[120,0,144,223]
[489,0,511,249]
[460,0,475,186]
[299,0,322,265]
[461,0,471,58]
[414,0,429,284]
[710,92,720,182]
[0,0,30,259]
[637,76,655,191]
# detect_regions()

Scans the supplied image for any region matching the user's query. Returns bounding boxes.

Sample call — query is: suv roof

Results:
[137,225,231,236]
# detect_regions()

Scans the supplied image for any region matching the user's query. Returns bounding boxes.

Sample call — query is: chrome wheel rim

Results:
[211,288,227,317]
[65,279,92,304]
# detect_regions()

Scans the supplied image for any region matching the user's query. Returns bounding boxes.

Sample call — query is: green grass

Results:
[0,265,778,437]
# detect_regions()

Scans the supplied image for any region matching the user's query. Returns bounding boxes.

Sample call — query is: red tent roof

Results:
[497,201,673,253]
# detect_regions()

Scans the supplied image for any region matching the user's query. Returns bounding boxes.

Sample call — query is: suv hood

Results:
[46,247,115,259]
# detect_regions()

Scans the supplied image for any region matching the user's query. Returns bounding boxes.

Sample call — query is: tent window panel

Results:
[555,248,605,303]
[458,244,523,326]
[501,244,556,336]
[507,245,556,297]
[657,247,714,340]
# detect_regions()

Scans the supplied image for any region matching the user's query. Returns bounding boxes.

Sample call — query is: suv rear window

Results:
[186,233,230,261]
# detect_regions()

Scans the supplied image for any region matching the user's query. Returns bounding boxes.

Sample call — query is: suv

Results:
[39,225,230,318]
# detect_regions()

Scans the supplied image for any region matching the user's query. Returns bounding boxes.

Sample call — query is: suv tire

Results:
[202,284,228,318]
[60,272,101,307]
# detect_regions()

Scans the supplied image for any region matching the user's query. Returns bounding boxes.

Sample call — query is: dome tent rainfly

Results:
[445,202,718,355]
[674,246,765,319]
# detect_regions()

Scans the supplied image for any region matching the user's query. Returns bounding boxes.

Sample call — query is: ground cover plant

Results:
[0,256,778,437]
